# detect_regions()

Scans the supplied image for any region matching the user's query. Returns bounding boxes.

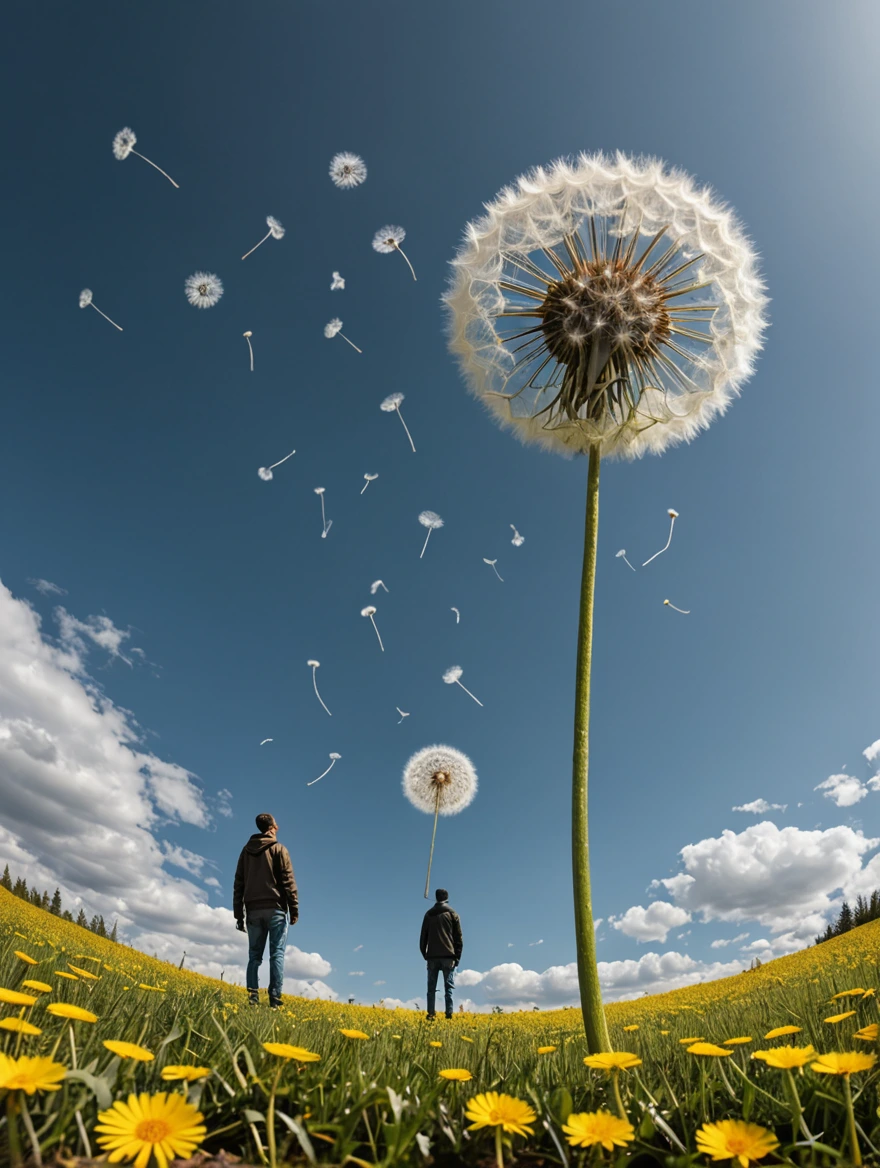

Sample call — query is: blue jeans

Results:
[426,958,456,1017]
[246,908,288,1004]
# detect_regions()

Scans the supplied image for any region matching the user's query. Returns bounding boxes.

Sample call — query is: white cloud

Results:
[29,578,67,597]
[732,799,787,814]
[353,944,363,951]
[204,877,221,890]
[815,773,874,808]
[0,581,332,993]
[349,971,364,976]
[528,939,543,946]
[507,942,514,947]
[710,932,750,949]
[283,979,337,1000]
[610,902,691,943]
[863,739,880,765]
[216,789,233,818]
[374,980,386,986]
[55,606,137,666]
[381,997,423,1011]
[655,821,879,933]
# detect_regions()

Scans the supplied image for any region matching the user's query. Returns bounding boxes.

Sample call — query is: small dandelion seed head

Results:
[663,599,670,605]
[442,666,463,684]
[329,753,341,760]
[419,511,444,530]
[364,473,379,481]
[243,330,253,338]
[78,289,93,308]
[314,487,325,495]
[330,152,367,189]
[185,272,223,309]
[324,318,343,338]
[381,392,405,412]
[483,559,496,566]
[112,127,136,160]
[403,744,478,816]
[307,660,320,668]
[266,216,285,239]
[361,606,377,617]
[258,468,273,481]
[373,225,406,254]
[668,508,679,518]
[331,271,346,290]
[616,549,627,558]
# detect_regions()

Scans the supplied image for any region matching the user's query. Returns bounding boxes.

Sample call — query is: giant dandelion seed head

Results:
[266,216,285,239]
[403,744,478,816]
[419,510,444,530]
[381,392,405,412]
[442,666,463,684]
[185,272,223,309]
[78,289,93,308]
[324,318,343,339]
[445,151,769,460]
[373,225,406,254]
[112,127,137,160]
[330,152,367,189]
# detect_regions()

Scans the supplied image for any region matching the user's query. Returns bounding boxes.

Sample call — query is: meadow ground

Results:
[2,888,880,1166]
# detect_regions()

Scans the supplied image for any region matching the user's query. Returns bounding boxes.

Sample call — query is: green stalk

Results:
[494,1125,504,1168]
[572,446,611,1054]
[266,1064,283,1168]
[842,1074,862,1167]
[6,1093,24,1168]
[611,1070,627,1121]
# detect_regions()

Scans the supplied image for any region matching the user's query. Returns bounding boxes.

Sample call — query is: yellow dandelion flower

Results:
[622,1024,639,1032]
[14,932,28,939]
[14,951,37,965]
[723,1037,753,1045]
[660,1030,670,1035]
[439,1068,472,1081]
[810,1051,877,1076]
[429,1040,442,1047]
[763,1026,801,1039]
[461,1035,474,1043]
[21,980,52,993]
[55,971,79,980]
[392,1035,402,1040]
[537,1045,557,1054]
[696,1119,780,1166]
[0,987,37,1007]
[752,1046,815,1069]
[68,964,100,980]
[465,1092,536,1136]
[161,1066,212,1082]
[563,1110,635,1151]
[96,1091,207,1167]
[262,1043,320,1062]
[861,988,876,998]
[687,1043,733,1058]
[854,1024,879,1042]
[0,1054,66,1095]
[138,984,166,992]
[46,1003,98,1023]
[831,989,865,1000]
[584,1051,642,1072]
[0,1018,42,1036]
[823,1010,857,1024]
[678,1036,705,1044]
[339,1029,369,1040]
[103,1041,155,1062]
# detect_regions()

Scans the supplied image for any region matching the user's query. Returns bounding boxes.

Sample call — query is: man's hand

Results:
[235,919,246,932]
[289,914,298,926]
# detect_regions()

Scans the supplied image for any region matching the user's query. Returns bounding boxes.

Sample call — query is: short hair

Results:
[435,888,448,902]
[255,813,276,833]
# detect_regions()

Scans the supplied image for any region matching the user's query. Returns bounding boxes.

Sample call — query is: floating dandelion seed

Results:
[241,215,285,261]
[330,152,367,190]
[451,607,460,624]
[361,473,379,494]
[185,272,223,309]
[257,448,295,481]
[307,753,341,786]
[370,580,389,595]
[418,511,444,558]
[78,288,123,332]
[643,509,680,567]
[307,660,331,717]
[445,151,768,1053]
[331,271,345,290]
[403,745,477,897]
[324,318,362,353]
[314,487,332,537]
[243,331,254,371]
[442,665,483,707]
[361,605,384,652]
[510,525,525,547]
[112,127,179,188]
[373,225,417,281]
[663,599,690,614]
[397,707,410,724]
[380,392,416,452]
[259,739,273,746]
[616,549,636,572]
[483,558,504,582]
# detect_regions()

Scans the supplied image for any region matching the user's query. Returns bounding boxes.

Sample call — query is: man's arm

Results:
[232,850,245,922]
[277,846,299,922]
[452,913,463,964]
[419,914,429,958]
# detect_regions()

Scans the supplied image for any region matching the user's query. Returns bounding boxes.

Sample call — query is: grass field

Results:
[2,887,880,1166]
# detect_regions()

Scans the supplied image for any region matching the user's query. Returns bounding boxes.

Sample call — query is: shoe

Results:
[248,998,259,1007]
[426,1013,436,1021]
[445,1014,453,1020]
[269,1001,282,1010]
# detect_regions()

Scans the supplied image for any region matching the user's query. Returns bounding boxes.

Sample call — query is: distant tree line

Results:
[1,864,118,941]
[815,891,880,945]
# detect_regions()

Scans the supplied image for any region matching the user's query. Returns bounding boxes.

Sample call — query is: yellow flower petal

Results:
[439,1068,472,1081]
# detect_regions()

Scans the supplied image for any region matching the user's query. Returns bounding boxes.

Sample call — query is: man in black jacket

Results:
[420,888,463,1019]
[233,813,298,1008]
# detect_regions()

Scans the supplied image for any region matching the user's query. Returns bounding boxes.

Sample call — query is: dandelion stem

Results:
[394,243,417,281]
[369,613,384,652]
[340,333,363,354]
[68,1023,78,1070]
[245,335,254,371]
[312,666,331,717]
[642,514,677,566]
[571,445,611,1054]
[494,1124,504,1168]
[74,1110,92,1159]
[242,231,271,261]
[18,1097,41,1167]
[611,1069,627,1121]
[420,528,433,559]
[455,679,483,707]
[90,303,123,331]
[396,406,416,452]
[266,1063,282,1168]
[130,149,179,188]
[424,787,442,899]
[843,1074,862,1167]
[6,1094,23,1168]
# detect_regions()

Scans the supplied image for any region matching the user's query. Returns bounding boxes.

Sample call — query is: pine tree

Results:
[62,910,73,922]
[50,888,62,916]
[0,865,11,891]
[76,908,88,929]
[12,877,27,899]
[854,895,870,927]
[836,901,854,935]
[40,890,50,911]
[109,920,118,943]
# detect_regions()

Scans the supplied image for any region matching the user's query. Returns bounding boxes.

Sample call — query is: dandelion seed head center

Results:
[431,771,451,787]
[198,284,208,296]
[134,1119,172,1143]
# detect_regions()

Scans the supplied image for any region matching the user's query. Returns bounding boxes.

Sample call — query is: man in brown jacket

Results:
[233,813,298,1008]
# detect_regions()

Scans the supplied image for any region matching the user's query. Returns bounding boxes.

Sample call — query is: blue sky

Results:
[2,0,880,1009]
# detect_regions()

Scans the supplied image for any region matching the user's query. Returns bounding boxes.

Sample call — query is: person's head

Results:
[435,888,448,902]
[255,813,278,836]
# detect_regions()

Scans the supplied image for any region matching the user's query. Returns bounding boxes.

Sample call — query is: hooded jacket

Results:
[233,833,298,922]
[420,900,462,962]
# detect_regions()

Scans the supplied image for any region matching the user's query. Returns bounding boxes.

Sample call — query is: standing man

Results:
[420,888,462,1019]
[233,813,298,1009]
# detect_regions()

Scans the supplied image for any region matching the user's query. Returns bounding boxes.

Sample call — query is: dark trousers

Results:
[426,957,456,1017]
[246,908,288,1004]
